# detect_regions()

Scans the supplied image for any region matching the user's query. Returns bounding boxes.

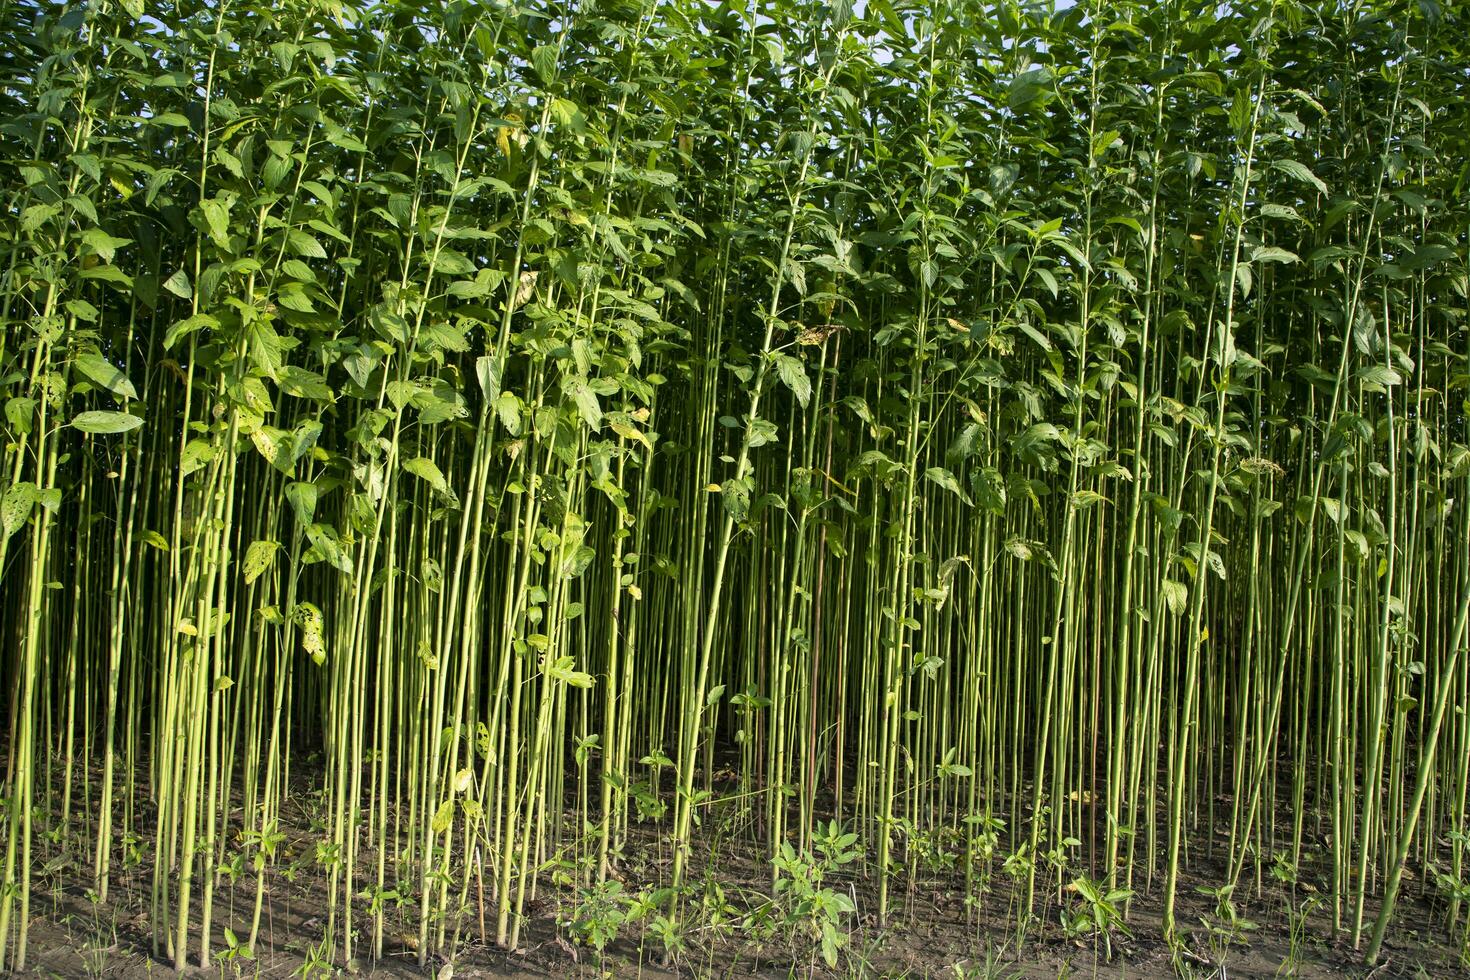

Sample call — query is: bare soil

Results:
[12,754,1470,980]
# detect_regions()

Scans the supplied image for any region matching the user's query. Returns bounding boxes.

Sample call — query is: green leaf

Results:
[924,466,972,505]
[972,467,1007,517]
[1005,537,1034,561]
[136,529,170,552]
[403,457,453,499]
[305,523,352,575]
[495,392,522,435]
[72,410,143,434]
[1007,67,1053,110]
[1272,159,1328,195]
[549,655,595,688]
[1249,245,1299,264]
[162,270,192,298]
[531,44,559,85]
[65,299,99,323]
[285,481,318,526]
[199,197,232,246]
[276,366,333,402]
[1091,129,1121,160]
[567,380,602,430]
[1359,365,1402,389]
[275,285,316,313]
[5,397,35,435]
[747,417,779,448]
[773,354,811,408]
[75,353,137,399]
[293,602,326,663]
[1018,320,1053,351]
[287,228,327,259]
[2,482,38,539]
[164,314,219,350]
[386,381,418,411]
[243,540,280,586]
[475,355,503,400]
[80,228,132,264]
[1235,262,1253,299]
[1162,579,1188,615]
[721,476,751,522]
[21,203,60,234]
[180,438,217,477]
[79,265,133,288]
[432,798,455,834]
[1071,490,1108,510]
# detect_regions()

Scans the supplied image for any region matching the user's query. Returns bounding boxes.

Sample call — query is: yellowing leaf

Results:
[243,540,280,586]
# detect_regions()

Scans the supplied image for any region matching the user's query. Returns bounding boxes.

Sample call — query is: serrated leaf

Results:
[495,392,522,435]
[294,601,326,663]
[250,427,284,467]
[5,397,35,435]
[1071,490,1108,509]
[79,265,133,287]
[774,353,811,408]
[386,380,418,410]
[475,354,503,400]
[286,228,327,259]
[1005,537,1034,561]
[1236,262,1253,298]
